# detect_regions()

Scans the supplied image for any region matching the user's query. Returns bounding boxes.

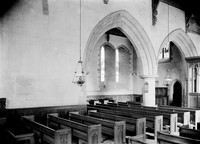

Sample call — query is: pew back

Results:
[47,113,102,144]
[69,111,126,144]
[22,115,72,144]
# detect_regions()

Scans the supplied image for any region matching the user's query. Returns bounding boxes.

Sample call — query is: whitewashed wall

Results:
[0,0,198,108]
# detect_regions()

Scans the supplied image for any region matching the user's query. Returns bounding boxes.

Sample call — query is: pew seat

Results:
[22,115,72,144]
[0,117,34,144]
[157,130,200,144]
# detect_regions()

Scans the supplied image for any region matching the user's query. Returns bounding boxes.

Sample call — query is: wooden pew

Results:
[5,130,34,144]
[157,130,200,144]
[107,102,190,126]
[160,105,200,129]
[90,104,177,134]
[179,125,200,140]
[0,117,35,144]
[88,110,146,137]
[22,115,72,144]
[69,111,126,144]
[87,104,163,138]
[126,104,190,126]
[47,113,102,144]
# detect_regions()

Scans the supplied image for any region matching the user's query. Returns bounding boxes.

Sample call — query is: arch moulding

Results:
[158,28,198,61]
[84,10,157,76]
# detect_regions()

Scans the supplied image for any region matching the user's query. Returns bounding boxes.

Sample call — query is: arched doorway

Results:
[172,81,182,107]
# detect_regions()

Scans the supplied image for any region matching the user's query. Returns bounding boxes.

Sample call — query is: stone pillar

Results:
[140,75,157,107]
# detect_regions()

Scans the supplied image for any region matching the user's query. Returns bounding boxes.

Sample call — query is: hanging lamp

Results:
[72,0,85,86]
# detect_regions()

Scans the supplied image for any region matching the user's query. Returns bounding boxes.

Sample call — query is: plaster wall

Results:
[0,0,196,108]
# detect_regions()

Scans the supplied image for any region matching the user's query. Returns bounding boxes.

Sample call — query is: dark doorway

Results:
[172,81,182,107]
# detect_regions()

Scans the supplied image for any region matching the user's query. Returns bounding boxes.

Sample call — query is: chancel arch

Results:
[84,10,157,106]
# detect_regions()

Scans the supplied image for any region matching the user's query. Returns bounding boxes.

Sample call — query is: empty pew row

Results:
[107,102,190,126]
[87,104,163,138]
[96,103,177,127]
[47,113,102,144]
[127,101,197,126]
[69,111,126,144]
[0,117,35,144]
[128,104,191,125]
[88,110,146,137]
[159,105,200,129]
[22,115,72,144]
[157,130,200,144]
[88,110,147,143]
[89,104,177,134]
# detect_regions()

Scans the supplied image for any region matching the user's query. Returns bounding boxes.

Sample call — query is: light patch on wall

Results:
[42,0,49,15]
[14,75,35,96]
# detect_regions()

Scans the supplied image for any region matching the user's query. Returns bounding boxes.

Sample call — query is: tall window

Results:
[100,46,105,82]
[116,49,119,82]
[118,47,130,89]
[100,44,115,88]
[100,44,130,90]
[191,64,199,93]
[159,42,170,61]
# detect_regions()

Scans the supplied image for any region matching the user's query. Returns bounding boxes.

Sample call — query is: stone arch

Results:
[101,42,115,50]
[158,28,198,61]
[84,10,157,76]
[116,45,130,53]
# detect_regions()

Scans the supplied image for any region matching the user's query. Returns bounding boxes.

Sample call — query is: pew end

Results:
[87,124,102,144]
[183,112,190,126]
[170,113,178,134]
[154,115,163,138]
[136,118,146,137]
[87,109,97,114]
[21,115,35,121]
[114,121,126,144]
[195,110,200,129]
[69,111,80,116]
[0,117,6,127]
[54,128,72,144]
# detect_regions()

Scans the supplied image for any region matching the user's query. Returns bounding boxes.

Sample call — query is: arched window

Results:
[116,48,119,82]
[100,44,115,89]
[118,46,130,89]
[100,44,130,90]
[159,42,171,62]
[100,46,105,82]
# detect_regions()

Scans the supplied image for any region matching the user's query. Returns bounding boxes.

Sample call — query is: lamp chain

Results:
[79,0,82,61]
[167,0,169,44]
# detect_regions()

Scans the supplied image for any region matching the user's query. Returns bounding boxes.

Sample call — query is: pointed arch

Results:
[158,28,198,61]
[84,10,157,76]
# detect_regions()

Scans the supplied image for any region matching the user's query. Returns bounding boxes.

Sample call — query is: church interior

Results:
[1,0,200,143]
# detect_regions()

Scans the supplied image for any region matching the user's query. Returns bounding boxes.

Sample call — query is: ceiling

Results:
[0,0,199,26]
[163,0,200,17]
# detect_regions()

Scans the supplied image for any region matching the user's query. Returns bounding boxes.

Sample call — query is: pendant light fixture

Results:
[72,0,85,86]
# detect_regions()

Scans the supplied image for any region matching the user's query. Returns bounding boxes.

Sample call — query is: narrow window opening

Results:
[100,46,105,82]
